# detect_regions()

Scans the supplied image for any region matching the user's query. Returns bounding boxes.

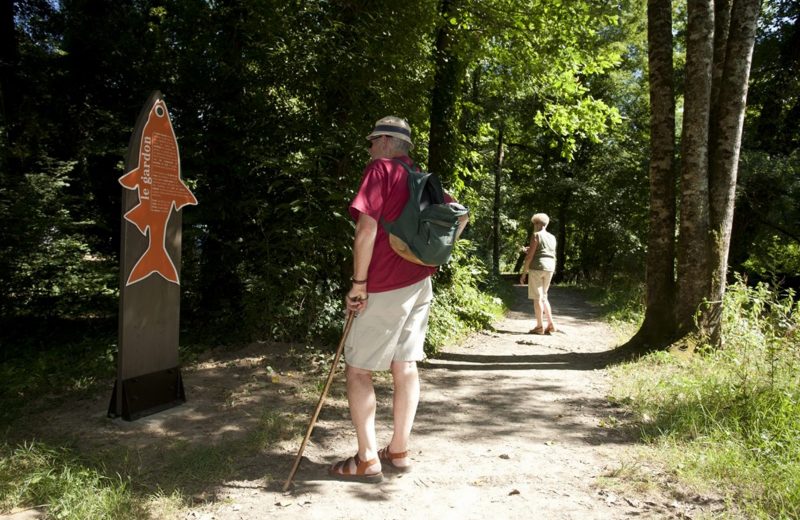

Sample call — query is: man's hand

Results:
[519,272,528,285]
[346,285,368,314]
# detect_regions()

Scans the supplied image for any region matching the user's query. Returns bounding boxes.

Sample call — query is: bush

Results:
[425,240,508,356]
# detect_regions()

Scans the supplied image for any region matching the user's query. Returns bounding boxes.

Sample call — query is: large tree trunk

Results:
[616,0,762,360]
[428,0,463,184]
[675,0,715,333]
[623,0,678,355]
[492,124,504,275]
[706,0,761,345]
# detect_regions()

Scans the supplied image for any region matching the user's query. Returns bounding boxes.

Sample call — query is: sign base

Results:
[108,367,186,421]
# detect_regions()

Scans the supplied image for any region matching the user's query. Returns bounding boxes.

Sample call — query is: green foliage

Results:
[583,277,645,326]
[0,0,790,378]
[734,150,800,283]
[0,442,144,519]
[425,242,509,356]
[0,159,117,318]
[0,327,116,426]
[609,278,800,518]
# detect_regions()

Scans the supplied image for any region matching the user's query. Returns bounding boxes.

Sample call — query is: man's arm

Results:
[347,212,378,312]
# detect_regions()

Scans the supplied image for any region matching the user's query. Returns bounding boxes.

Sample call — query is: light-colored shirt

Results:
[532,230,557,272]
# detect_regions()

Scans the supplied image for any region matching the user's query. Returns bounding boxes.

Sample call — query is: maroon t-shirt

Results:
[349,156,439,293]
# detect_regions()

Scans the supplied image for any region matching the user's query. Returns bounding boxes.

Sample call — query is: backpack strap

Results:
[392,158,418,174]
[392,159,444,207]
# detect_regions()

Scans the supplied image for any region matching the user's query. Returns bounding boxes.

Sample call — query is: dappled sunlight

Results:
[4,285,635,517]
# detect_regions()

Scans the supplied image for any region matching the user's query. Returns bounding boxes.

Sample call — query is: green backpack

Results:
[381,160,468,266]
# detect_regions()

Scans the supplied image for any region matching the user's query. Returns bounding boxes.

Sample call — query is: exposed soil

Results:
[4,285,729,519]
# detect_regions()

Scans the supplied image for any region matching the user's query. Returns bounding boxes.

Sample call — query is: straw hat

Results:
[366,116,414,149]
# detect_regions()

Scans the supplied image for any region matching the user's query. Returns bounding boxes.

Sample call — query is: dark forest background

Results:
[1,0,798,358]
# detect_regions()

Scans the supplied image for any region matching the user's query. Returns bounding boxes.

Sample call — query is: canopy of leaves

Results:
[0,0,795,354]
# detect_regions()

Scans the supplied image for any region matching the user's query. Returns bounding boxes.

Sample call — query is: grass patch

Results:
[579,276,645,328]
[0,323,117,427]
[0,442,146,519]
[609,278,800,518]
[1,407,305,517]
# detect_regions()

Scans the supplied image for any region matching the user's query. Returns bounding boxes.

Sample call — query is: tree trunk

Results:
[706,0,761,345]
[624,0,678,355]
[492,124,504,275]
[675,0,715,333]
[710,0,733,110]
[554,196,569,284]
[0,0,20,154]
[428,0,463,184]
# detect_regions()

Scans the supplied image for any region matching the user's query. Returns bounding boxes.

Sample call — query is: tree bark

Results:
[675,0,715,333]
[0,0,20,153]
[706,0,761,345]
[555,195,569,284]
[492,124,504,275]
[710,0,733,110]
[428,0,464,184]
[624,0,678,354]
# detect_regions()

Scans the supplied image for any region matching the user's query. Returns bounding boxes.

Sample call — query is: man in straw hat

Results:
[328,116,467,482]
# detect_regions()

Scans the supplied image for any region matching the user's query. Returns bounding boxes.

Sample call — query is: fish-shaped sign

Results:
[119,98,197,286]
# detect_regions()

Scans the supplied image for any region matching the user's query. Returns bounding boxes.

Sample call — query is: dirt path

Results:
[8,285,694,520]
[190,285,640,519]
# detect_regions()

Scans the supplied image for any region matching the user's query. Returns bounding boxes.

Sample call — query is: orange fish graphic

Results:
[119,98,197,286]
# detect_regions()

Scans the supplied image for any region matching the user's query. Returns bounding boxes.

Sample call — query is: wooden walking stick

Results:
[283,310,356,491]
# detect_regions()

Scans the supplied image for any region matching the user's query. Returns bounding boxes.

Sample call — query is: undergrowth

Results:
[0,442,145,519]
[425,243,509,356]
[609,277,800,519]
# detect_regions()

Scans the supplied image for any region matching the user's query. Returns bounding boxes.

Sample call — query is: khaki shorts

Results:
[344,277,433,371]
[528,269,554,301]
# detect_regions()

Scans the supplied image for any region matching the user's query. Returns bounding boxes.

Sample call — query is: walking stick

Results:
[282,310,356,491]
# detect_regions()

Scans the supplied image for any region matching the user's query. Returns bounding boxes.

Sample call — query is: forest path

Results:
[6,285,707,520]
[193,285,656,520]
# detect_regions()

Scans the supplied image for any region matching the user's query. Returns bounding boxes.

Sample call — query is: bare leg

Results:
[533,299,544,329]
[387,360,419,468]
[543,297,555,329]
[541,272,555,331]
[344,364,381,472]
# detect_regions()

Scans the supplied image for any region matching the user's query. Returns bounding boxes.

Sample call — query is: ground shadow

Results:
[422,350,613,371]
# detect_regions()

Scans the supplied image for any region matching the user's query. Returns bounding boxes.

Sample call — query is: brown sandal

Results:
[378,446,411,473]
[545,324,557,335]
[529,326,545,335]
[328,454,383,483]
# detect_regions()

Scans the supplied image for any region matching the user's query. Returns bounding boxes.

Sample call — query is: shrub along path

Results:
[5,285,723,519]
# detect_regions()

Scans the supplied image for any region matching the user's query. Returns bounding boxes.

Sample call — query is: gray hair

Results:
[531,213,549,227]
[387,136,412,154]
